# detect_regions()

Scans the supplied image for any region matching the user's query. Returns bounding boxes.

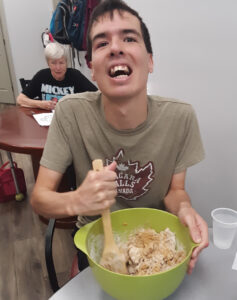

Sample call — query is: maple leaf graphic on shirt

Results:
[106,149,155,201]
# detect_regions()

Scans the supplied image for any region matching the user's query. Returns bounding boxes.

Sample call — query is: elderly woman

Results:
[17,42,97,110]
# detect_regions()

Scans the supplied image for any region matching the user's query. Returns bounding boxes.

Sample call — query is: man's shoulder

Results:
[149,95,196,123]
[150,95,190,106]
[59,90,100,104]
[150,95,193,113]
[54,91,100,122]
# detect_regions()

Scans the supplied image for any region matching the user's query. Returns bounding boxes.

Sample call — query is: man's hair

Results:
[86,0,153,61]
[44,42,68,61]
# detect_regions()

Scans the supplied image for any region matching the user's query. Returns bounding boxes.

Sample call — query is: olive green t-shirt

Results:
[40,91,205,225]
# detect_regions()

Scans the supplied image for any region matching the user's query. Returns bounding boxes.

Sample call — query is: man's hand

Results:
[31,162,117,219]
[177,203,209,274]
[69,161,118,216]
[164,171,209,274]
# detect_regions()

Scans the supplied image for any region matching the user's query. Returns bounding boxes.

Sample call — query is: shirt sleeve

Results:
[40,105,72,173]
[174,106,205,174]
[73,69,98,92]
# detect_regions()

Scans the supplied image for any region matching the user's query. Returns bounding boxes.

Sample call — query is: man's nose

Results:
[110,38,124,57]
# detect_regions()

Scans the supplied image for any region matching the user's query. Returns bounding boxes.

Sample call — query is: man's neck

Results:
[102,93,148,130]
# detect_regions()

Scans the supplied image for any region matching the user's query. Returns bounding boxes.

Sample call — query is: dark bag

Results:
[50,0,99,51]
[67,0,87,51]
[50,0,72,45]
[0,161,27,202]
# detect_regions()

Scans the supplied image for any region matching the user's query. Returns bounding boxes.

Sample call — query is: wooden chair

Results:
[44,164,89,293]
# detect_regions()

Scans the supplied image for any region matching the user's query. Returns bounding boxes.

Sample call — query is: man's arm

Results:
[17,93,56,110]
[164,170,209,274]
[30,162,118,219]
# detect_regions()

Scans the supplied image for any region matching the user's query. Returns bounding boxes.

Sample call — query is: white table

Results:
[50,230,237,300]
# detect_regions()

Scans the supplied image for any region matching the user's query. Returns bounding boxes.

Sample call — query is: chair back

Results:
[19,78,31,91]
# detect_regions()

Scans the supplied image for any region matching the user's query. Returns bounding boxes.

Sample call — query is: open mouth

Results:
[109,65,132,78]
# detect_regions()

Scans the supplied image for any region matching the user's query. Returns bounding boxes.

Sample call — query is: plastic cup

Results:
[211,208,237,249]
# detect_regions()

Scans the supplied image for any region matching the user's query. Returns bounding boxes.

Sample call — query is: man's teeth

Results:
[110,65,130,77]
[112,65,129,74]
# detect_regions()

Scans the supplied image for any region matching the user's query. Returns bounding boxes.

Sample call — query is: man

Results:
[31,0,208,274]
[17,42,97,110]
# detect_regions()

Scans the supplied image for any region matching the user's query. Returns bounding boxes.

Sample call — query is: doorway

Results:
[0,18,15,104]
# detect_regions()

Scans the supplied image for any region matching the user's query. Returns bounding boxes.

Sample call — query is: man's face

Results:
[90,10,153,100]
[48,57,67,81]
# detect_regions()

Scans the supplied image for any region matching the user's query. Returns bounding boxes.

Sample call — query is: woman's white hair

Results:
[44,42,67,61]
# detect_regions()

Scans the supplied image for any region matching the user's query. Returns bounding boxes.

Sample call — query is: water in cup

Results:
[211,208,237,249]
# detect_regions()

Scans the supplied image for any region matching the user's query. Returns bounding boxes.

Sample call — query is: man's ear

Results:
[148,54,154,73]
[91,64,96,81]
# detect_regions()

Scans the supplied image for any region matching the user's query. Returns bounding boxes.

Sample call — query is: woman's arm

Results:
[17,93,56,110]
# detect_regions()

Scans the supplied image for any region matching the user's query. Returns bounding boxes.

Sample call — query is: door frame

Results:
[0,0,18,101]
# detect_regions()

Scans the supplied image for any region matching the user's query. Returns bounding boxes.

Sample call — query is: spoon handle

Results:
[92,159,116,249]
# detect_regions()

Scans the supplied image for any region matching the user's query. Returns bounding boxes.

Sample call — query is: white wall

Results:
[2,0,53,92]
[126,0,237,225]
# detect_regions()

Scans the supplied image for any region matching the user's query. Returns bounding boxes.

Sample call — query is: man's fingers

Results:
[187,256,198,274]
[94,189,117,203]
[183,214,202,244]
[104,161,117,171]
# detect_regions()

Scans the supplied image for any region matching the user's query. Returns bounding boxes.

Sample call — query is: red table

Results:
[0,105,48,178]
[0,105,76,228]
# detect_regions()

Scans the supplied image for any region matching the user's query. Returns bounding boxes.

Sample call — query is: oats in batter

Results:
[119,228,186,275]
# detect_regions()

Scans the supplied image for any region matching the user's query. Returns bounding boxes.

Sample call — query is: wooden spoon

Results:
[92,159,127,274]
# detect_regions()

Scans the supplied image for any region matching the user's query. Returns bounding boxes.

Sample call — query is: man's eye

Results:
[97,41,108,48]
[124,37,136,42]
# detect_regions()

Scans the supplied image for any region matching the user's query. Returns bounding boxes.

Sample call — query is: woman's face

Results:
[48,56,67,81]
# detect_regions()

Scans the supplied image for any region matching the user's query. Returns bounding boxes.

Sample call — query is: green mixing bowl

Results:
[74,208,197,300]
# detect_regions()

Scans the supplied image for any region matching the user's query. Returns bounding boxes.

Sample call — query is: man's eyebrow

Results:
[122,29,141,37]
[92,32,106,44]
[92,29,142,44]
